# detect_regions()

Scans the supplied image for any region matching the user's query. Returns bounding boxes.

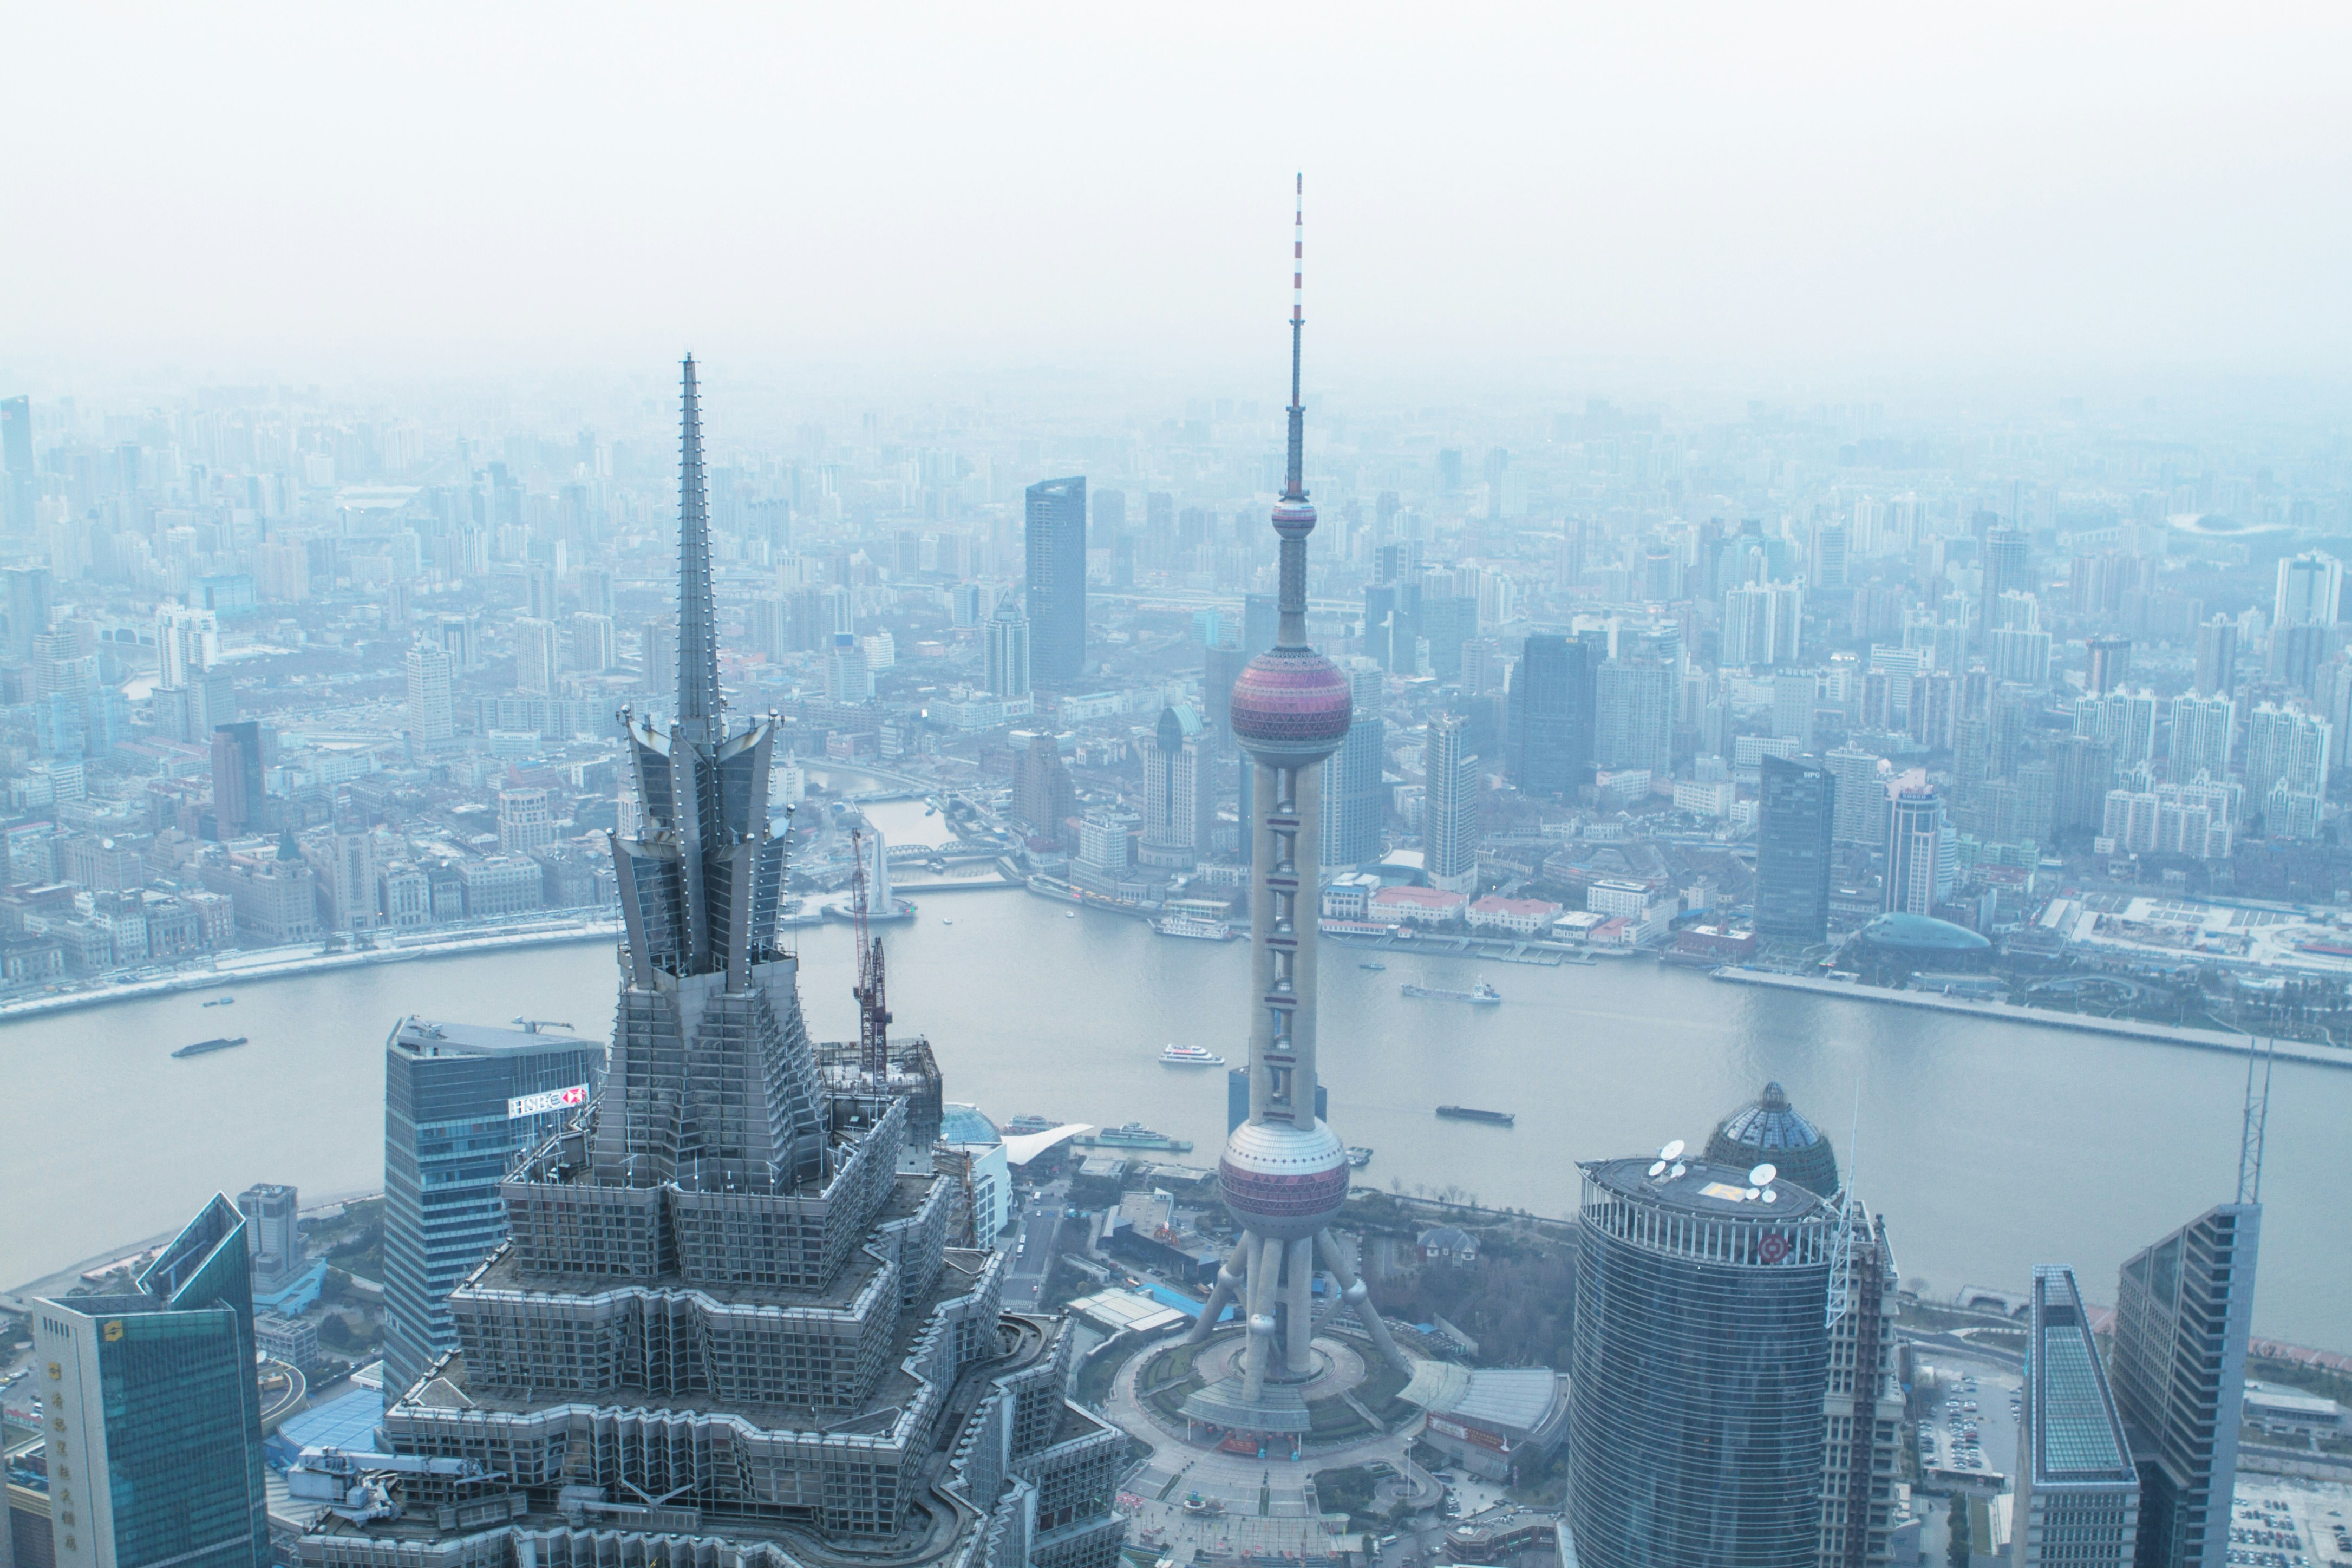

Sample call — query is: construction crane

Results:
[850,827,891,1087]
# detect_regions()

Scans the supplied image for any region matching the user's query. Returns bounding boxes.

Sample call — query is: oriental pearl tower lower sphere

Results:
[1180,179,1409,1447]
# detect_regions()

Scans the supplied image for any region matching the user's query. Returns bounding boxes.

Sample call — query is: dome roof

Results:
[1861,912,1991,953]
[937,1103,1001,1147]
[1218,1118,1351,1239]
[1229,648,1351,763]
[1702,1081,1841,1198]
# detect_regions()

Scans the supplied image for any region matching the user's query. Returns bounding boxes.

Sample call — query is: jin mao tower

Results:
[296,361,1125,1568]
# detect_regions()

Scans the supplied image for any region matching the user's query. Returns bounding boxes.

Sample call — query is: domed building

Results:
[1703,1081,1841,1198]
[1857,911,1992,966]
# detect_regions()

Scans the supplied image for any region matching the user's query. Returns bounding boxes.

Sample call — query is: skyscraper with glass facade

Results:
[2013,1265,2139,1568]
[1426,710,1479,894]
[1321,661,1386,867]
[1024,475,1087,684]
[2107,1202,2260,1568]
[380,1015,606,1403]
[33,1194,269,1568]
[1570,1157,1834,1568]
[1756,754,1834,942]
[1508,632,1595,798]
[1884,785,1954,915]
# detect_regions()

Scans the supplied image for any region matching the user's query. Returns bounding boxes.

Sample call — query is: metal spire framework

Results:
[1181,180,1408,1449]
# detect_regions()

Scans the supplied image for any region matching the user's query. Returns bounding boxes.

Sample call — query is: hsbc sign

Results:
[508,1084,590,1120]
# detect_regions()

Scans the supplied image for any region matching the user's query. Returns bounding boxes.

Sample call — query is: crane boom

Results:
[849,827,890,1084]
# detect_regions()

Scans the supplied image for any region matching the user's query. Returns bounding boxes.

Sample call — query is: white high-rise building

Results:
[1825,745,1888,846]
[2275,550,2343,628]
[156,602,219,687]
[1426,710,1480,895]
[406,639,455,744]
[2168,692,2236,782]
[515,616,559,695]
[568,611,617,671]
[984,600,1030,698]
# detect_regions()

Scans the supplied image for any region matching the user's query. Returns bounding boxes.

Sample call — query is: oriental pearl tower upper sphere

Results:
[1226,545,1351,766]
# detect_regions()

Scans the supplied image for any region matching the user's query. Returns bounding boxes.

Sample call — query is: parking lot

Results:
[1916,1356,2023,1488]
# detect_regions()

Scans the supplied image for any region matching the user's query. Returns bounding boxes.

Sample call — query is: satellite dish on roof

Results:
[1745,1187,1761,1200]
[1647,1160,1668,1178]
[1763,1189,1780,1204]
[1749,1162,1778,1187]
[1661,1139,1687,1161]
[1669,1162,1687,1179]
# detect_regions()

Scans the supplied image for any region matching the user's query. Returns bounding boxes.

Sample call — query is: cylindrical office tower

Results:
[1184,179,1407,1415]
[1570,1157,1834,1568]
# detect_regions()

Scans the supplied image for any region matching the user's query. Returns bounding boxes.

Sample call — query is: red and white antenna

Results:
[1292,171,1304,326]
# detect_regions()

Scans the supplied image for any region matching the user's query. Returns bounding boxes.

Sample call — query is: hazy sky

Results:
[5,5,2348,389]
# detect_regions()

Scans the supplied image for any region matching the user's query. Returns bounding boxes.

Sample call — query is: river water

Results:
[4,885,2346,1350]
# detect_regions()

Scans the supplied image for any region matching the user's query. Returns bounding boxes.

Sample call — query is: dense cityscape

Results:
[5,12,2352,1568]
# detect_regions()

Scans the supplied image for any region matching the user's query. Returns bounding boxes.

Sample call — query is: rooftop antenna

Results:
[1825,1081,1863,1328]
[2237,1033,2274,1205]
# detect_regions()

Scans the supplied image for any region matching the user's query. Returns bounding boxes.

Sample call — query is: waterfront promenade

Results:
[0,914,623,1022]
[1711,966,2352,1070]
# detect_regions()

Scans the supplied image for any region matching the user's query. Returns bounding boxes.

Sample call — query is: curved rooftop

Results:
[1702,1081,1841,1198]
[937,1103,1001,1147]
[1861,912,1992,953]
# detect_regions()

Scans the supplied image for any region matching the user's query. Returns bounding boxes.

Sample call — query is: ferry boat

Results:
[1160,1043,1226,1067]
[201,995,236,1007]
[1004,1115,1060,1136]
[1435,1105,1514,1126]
[1346,1146,1374,1168]
[1074,1122,1194,1154]
[173,1036,248,1059]
[1357,961,1386,972]
[1153,914,1234,942]
[1400,978,1502,1005]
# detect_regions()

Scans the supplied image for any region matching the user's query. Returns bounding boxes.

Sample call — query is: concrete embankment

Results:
[0,919,623,1023]
[1709,966,2351,1070]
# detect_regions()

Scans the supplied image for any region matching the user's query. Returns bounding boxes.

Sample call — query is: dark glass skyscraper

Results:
[1570,1157,1833,1568]
[2107,1202,2260,1568]
[1025,475,1087,684]
[380,1016,606,1403]
[34,1194,270,1568]
[208,720,266,837]
[1508,632,1595,797]
[1756,754,1834,941]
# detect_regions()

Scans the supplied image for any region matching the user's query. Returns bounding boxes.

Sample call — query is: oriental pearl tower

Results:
[1183,178,1410,1429]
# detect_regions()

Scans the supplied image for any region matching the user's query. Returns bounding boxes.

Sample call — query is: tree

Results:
[1946,1498,1972,1568]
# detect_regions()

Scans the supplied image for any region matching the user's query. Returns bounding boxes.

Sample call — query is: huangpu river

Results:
[4,867,2347,1349]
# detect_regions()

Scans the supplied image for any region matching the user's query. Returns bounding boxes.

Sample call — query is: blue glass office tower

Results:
[2107,1203,2260,1568]
[1570,1157,1834,1568]
[1757,754,1835,942]
[1321,662,1386,868]
[1508,633,1595,797]
[380,1016,605,1403]
[33,1195,269,1568]
[1025,475,1087,684]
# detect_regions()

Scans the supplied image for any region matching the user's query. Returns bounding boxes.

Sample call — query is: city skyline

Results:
[5,18,2351,1568]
